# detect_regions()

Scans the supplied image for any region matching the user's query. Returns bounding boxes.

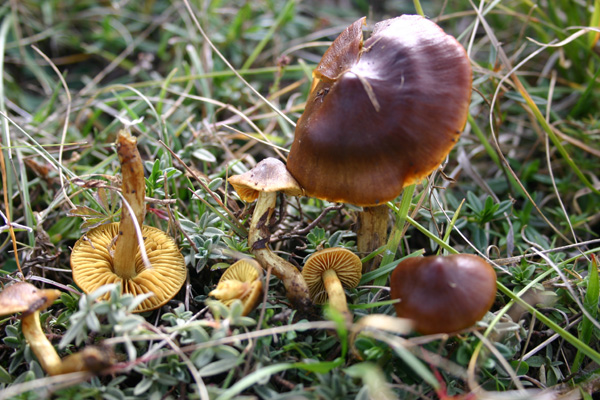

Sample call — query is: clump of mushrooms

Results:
[71,129,187,312]
[209,258,264,316]
[389,254,497,334]
[286,16,472,272]
[0,282,113,376]
[228,158,312,313]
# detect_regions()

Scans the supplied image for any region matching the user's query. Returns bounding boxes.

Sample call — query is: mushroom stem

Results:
[22,312,113,375]
[356,205,389,274]
[21,312,62,376]
[209,280,251,301]
[248,191,312,312]
[322,269,349,315]
[113,129,147,279]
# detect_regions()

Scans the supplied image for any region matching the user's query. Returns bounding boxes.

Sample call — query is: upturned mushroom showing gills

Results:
[71,130,187,312]
[302,247,362,316]
[287,15,472,206]
[209,258,263,316]
[0,282,113,376]
[228,158,311,313]
[389,254,497,335]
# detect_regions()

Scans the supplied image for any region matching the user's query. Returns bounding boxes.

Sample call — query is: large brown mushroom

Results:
[286,16,472,271]
[228,158,312,312]
[389,254,497,335]
[0,282,113,376]
[71,130,187,312]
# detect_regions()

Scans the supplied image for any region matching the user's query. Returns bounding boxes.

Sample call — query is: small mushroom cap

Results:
[228,157,304,202]
[71,222,187,312]
[389,254,497,335]
[302,247,362,304]
[209,258,264,316]
[0,282,60,317]
[287,15,472,206]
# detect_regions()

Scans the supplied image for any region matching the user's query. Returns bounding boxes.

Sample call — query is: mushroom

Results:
[71,129,187,312]
[208,258,263,316]
[228,157,312,313]
[286,16,472,272]
[302,247,362,316]
[0,282,113,376]
[389,254,497,335]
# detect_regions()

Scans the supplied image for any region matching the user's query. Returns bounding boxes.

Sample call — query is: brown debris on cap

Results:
[228,157,304,202]
[287,15,472,206]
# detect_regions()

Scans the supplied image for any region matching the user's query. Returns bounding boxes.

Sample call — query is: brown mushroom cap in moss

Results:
[389,254,497,335]
[71,222,187,312]
[228,157,304,202]
[302,247,362,315]
[287,15,472,206]
[209,258,263,316]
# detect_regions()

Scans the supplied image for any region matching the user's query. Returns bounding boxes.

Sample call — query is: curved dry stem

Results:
[248,191,312,313]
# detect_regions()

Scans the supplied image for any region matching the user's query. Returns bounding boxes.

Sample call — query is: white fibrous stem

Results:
[248,191,312,312]
[113,129,147,279]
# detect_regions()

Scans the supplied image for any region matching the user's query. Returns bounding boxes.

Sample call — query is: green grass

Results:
[1,0,600,399]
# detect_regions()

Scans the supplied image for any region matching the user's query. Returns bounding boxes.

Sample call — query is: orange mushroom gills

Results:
[390,254,497,335]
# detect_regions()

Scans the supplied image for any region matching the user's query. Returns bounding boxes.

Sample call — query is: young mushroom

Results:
[228,157,312,313]
[302,247,362,317]
[71,129,187,312]
[209,258,263,316]
[389,254,497,335]
[286,16,472,272]
[0,282,113,376]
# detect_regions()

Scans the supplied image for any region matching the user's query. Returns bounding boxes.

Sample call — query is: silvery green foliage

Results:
[59,284,148,348]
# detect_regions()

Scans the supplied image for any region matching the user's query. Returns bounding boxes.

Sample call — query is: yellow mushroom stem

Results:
[21,311,63,376]
[248,191,312,312]
[21,312,111,375]
[209,280,251,301]
[356,204,389,274]
[113,129,147,279]
[321,269,350,315]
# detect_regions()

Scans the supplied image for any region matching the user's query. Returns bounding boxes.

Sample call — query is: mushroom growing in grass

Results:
[286,16,472,272]
[0,282,113,376]
[228,157,312,313]
[209,258,263,316]
[302,247,362,316]
[71,129,187,312]
[389,254,497,335]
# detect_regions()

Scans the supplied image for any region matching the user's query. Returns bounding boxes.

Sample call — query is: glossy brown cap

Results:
[287,15,472,206]
[71,222,187,312]
[209,258,264,316]
[302,247,362,304]
[228,157,304,202]
[0,282,60,317]
[389,254,497,335]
